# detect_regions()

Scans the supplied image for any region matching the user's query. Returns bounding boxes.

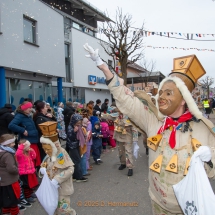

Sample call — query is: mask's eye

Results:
[167,92,171,96]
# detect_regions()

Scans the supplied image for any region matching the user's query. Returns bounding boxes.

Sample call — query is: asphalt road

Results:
[26,113,215,215]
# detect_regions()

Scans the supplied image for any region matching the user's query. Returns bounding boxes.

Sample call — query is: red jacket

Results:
[15,144,36,175]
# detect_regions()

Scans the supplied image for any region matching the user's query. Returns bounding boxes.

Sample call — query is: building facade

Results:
[0,0,112,109]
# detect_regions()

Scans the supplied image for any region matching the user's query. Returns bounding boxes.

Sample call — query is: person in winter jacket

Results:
[0,104,14,136]
[82,118,93,171]
[93,99,102,115]
[66,114,88,182]
[15,139,38,203]
[0,134,20,215]
[101,98,109,113]
[92,121,103,165]
[57,102,67,140]
[100,118,110,152]
[8,101,40,167]
[86,100,94,116]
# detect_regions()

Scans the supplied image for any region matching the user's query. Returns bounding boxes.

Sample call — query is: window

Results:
[65,43,71,82]
[23,15,37,44]
[72,22,80,30]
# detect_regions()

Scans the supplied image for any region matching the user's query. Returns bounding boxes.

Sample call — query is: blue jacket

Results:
[8,112,38,143]
[90,116,99,128]
[92,128,102,147]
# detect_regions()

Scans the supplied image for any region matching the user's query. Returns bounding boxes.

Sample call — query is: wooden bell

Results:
[165,154,178,173]
[122,128,127,135]
[147,134,163,151]
[149,154,163,174]
[183,156,191,176]
[191,138,202,151]
[117,126,122,132]
[114,126,118,131]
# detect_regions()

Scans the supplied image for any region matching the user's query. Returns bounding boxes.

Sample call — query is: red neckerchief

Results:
[157,111,193,149]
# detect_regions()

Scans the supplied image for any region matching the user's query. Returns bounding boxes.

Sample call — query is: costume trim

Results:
[40,137,57,162]
[156,76,203,120]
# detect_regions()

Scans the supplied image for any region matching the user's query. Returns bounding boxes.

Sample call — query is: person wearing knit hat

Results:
[84,44,215,215]
[39,123,76,215]
[0,134,20,215]
[16,139,38,203]
[8,101,40,167]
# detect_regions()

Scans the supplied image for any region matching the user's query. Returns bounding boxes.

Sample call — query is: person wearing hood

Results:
[0,104,14,136]
[39,130,76,215]
[66,114,88,182]
[92,121,103,165]
[84,44,215,215]
[8,101,40,167]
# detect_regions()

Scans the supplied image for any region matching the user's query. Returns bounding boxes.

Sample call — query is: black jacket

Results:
[63,106,75,131]
[93,104,101,114]
[0,108,14,136]
[66,114,82,150]
[34,113,56,137]
[101,102,108,112]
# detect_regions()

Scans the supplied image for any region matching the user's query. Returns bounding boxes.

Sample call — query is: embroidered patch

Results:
[57,152,65,165]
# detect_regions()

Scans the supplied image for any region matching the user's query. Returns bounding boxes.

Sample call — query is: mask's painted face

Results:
[158,81,183,116]
[42,144,53,157]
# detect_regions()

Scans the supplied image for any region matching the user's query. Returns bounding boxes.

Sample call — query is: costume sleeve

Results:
[53,167,74,184]
[108,75,157,135]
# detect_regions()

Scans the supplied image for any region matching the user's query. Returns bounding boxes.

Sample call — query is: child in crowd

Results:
[0,134,20,215]
[82,118,93,171]
[92,121,103,165]
[100,118,110,153]
[16,139,38,203]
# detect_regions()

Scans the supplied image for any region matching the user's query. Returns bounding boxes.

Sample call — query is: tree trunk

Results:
[207,86,209,98]
[120,58,128,86]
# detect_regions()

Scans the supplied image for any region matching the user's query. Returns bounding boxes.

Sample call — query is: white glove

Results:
[83,43,103,66]
[40,167,46,175]
[51,179,59,189]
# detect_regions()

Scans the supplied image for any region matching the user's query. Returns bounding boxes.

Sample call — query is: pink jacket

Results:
[15,144,36,175]
[100,121,110,138]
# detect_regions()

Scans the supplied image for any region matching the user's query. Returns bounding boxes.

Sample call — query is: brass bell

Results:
[122,128,127,135]
[191,138,202,152]
[117,126,122,132]
[114,126,118,131]
[149,154,163,174]
[114,118,119,124]
[165,154,178,174]
[183,156,191,176]
[147,134,162,151]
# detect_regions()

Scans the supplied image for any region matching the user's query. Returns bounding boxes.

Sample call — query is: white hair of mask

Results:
[40,137,58,162]
[156,76,203,120]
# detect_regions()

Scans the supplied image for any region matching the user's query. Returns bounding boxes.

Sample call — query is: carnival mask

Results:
[158,81,184,116]
[42,144,53,157]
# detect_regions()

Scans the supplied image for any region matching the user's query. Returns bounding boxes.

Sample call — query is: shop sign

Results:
[88,75,106,85]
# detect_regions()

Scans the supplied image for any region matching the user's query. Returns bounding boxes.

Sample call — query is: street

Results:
[26,114,215,215]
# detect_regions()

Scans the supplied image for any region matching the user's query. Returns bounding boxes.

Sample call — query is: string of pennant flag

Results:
[145,45,215,52]
[98,27,215,41]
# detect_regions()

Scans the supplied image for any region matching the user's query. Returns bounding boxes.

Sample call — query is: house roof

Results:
[127,61,147,73]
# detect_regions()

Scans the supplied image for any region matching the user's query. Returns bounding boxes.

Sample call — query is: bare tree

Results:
[100,8,144,85]
[138,59,156,89]
[199,76,214,98]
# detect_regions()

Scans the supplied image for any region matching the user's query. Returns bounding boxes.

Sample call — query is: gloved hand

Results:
[40,167,46,175]
[51,179,59,189]
[83,43,103,66]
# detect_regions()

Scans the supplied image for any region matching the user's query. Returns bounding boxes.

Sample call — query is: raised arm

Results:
[83,43,159,135]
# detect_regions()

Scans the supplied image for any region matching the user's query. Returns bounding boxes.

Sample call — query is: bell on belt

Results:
[166,154,178,174]
[114,126,118,131]
[117,126,122,133]
[191,138,202,151]
[147,134,163,151]
[183,156,191,176]
[149,154,163,174]
[114,118,119,124]
[122,128,127,135]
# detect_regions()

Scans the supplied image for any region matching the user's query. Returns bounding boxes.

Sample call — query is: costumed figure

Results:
[84,43,215,215]
[39,122,76,215]
[102,110,136,176]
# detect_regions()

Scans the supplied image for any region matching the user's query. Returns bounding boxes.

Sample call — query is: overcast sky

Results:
[88,0,215,85]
